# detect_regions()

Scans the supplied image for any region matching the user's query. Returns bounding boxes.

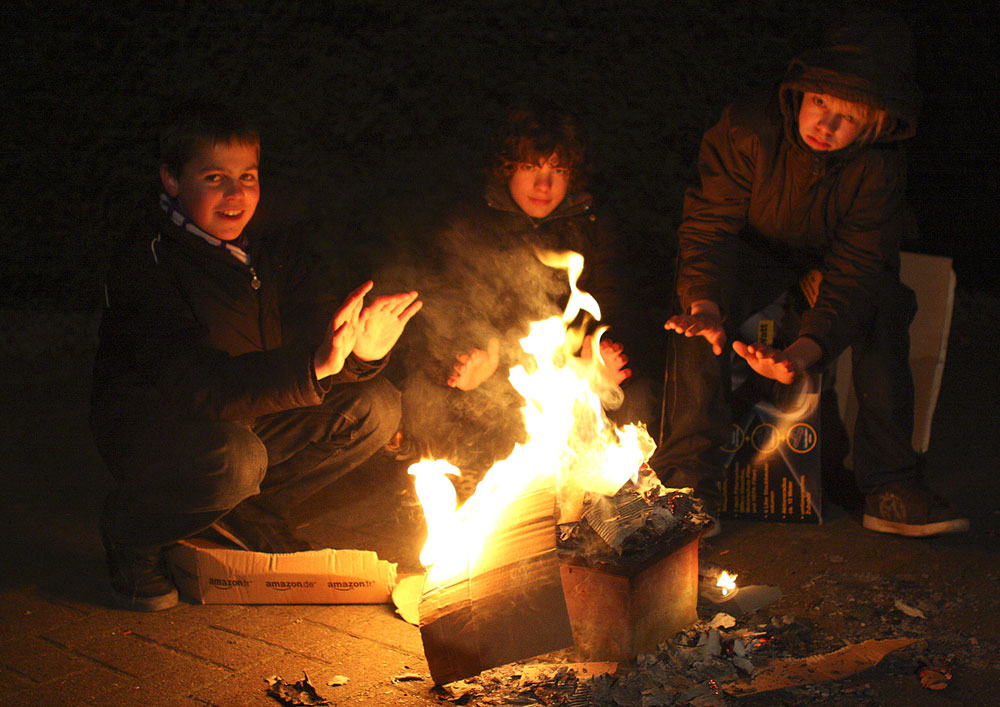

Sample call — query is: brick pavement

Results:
[0,367,442,706]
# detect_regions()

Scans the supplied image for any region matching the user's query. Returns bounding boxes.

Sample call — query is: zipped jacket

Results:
[91,213,383,423]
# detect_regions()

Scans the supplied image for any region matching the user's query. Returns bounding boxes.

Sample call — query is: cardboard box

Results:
[720,251,955,523]
[720,296,823,523]
[835,251,956,456]
[167,538,397,605]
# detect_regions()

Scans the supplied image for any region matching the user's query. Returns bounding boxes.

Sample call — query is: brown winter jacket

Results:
[676,29,921,363]
[91,212,383,423]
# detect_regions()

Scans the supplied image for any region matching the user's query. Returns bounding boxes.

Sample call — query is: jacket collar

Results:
[483,180,592,224]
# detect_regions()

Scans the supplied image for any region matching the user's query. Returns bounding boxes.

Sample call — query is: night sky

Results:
[3,1,996,309]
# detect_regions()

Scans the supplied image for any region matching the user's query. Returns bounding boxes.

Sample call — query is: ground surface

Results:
[0,291,996,706]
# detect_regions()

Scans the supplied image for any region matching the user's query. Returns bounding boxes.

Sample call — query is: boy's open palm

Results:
[352,291,422,362]
[447,337,500,390]
[314,281,371,379]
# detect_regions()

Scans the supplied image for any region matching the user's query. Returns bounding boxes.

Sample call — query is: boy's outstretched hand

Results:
[447,337,500,390]
[352,289,422,362]
[314,280,371,379]
[582,335,632,386]
[732,337,822,385]
[664,300,726,355]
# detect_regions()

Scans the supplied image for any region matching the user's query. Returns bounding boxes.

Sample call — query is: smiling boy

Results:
[91,99,420,610]
[651,17,969,538]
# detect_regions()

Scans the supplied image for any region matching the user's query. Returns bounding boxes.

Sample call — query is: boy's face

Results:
[160,140,260,241]
[798,92,865,152]
[508,154,569,219]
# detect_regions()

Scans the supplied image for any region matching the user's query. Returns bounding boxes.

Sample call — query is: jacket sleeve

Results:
[799,149,908,360]
[676,105,757,314]
[104,239,378,422]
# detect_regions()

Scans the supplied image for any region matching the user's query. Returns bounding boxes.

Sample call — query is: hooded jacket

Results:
[675,19,921,362]
[91,211,383,424]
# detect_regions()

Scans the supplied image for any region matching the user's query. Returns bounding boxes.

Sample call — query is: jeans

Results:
[93,377,401,549]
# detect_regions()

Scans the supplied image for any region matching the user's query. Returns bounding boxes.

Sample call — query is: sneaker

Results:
[863,480,970,537]
[103,538,179,612]
[212,503,313,554]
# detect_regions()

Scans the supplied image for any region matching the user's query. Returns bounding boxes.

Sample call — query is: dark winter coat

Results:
[91,212,383,425]
[676,24,921,362]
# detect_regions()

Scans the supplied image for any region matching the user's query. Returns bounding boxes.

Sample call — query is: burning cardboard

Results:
[411,251,708,683]
[417,474,574,686]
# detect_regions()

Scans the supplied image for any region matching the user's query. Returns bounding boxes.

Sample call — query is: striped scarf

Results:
[159,193,250,265]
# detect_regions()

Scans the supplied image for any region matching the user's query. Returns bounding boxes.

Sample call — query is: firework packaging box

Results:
[719,370,824,523]
[719,252,955,523]
[167,537,397,604]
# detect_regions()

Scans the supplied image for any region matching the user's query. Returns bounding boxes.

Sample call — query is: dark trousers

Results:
[649,251,919,507]
[93,377,401,549]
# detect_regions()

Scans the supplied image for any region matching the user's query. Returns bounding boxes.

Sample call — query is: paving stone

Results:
[164,625,287,671]
[97,652,230,706]
[312,603,425,656]
[43,605,201,647]
[208,603,326,636]
[0,588,90,642]
[0,636,92,683]
[0,663,33,699]
[64,630,186,679]
[17,664,139,706]
[341,682,440,706]
[191,654,334,706]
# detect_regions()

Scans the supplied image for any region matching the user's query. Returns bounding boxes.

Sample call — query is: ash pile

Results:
[556,466,714,568]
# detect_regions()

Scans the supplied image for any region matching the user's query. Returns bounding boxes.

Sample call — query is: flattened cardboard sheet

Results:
[168,538,397,604]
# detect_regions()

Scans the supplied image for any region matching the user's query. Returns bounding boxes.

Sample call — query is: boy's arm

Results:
[676,105,756,315]
[800,150,908,363]
[105,240,350,421]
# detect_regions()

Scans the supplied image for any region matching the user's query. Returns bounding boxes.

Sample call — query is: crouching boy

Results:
[651,17,968,538]
[90,99,421,611]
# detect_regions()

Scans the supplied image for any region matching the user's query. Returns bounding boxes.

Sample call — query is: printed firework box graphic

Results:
[719,371,822,523]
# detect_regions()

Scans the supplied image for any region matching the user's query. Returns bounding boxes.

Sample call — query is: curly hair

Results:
[488,99,589,188]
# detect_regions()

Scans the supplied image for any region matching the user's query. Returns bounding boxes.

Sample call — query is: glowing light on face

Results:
[163,140,260,241]
[508,155,570,219]
[798,92,865,152]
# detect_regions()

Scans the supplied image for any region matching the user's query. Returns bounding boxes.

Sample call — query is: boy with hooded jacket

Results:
[650,17,968,537]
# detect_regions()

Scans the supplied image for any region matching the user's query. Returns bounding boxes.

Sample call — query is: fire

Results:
[410,249,654,583]
[716,570,738,597]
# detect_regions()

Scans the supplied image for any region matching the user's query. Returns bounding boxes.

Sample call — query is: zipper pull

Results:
[250,267,261,290]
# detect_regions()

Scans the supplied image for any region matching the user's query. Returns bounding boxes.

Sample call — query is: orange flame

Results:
[410,249,653,584]
[716,570,738,597]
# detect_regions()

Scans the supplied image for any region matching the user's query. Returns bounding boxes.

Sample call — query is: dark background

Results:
[2,1,997,313]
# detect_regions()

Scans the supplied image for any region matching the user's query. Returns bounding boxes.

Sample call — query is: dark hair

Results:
[488,99,588,188]
[159,98,260,178]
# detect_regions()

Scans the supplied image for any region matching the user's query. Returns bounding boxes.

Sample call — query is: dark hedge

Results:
[2,1,995,310]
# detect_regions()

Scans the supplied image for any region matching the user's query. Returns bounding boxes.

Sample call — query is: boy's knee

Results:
[196,422,268,509]
[356,377,403,439]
